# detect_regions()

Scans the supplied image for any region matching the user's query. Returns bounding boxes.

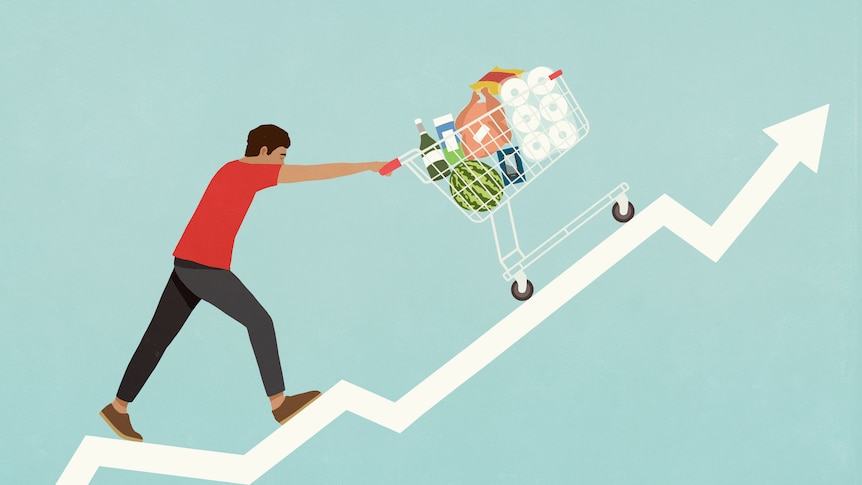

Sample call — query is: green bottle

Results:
[416,118,451,181]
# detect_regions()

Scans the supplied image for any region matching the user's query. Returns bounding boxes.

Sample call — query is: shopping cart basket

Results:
[381,67,635,300]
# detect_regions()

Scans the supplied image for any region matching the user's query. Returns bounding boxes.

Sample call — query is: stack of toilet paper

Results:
[499,67,582,162]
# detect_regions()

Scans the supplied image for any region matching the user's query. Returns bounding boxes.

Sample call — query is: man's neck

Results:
[239,156,274,164]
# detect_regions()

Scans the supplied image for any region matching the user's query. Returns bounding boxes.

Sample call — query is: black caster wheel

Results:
[612,201,635,222]
[511,280,534,301]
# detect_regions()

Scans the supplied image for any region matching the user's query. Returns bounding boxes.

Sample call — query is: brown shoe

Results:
[100,404,143,442]
[273,391,321,424]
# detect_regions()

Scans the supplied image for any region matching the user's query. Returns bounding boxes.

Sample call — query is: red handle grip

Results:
[379,158,401,176]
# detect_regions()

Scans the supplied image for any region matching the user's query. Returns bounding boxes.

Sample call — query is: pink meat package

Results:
[455,90,512,160]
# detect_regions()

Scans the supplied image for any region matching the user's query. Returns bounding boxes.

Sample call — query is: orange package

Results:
[456,89,512,160]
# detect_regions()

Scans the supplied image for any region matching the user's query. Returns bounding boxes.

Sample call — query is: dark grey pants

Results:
[116,259,285,402]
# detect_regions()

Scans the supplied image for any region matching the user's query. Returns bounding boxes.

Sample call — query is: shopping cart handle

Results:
[379,157,401,176]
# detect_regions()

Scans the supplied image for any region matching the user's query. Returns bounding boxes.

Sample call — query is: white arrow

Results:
[57,105,829,484]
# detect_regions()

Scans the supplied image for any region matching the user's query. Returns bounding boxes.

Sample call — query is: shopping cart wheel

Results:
[511,280,534,301]
[612,201,635,223]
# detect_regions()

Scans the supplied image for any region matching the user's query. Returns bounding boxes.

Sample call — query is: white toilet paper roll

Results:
[511,105,541,133]
[500,77,529,106]
[548,120,579,150]
[527,66,557,96]
[521,132,551,161]
[539,93,569,122]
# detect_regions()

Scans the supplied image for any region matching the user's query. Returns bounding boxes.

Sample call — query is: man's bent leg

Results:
[116,270,201,403]
[174,266,285,397]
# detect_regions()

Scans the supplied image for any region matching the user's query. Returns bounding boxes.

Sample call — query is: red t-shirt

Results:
[173,161,280,269]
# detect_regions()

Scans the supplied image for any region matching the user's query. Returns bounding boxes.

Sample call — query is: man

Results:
[100,124,390,441]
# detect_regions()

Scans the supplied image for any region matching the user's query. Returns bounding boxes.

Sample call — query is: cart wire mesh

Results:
[396,67,589,223]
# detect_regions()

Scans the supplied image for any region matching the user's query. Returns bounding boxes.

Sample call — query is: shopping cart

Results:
[381,67,635,300]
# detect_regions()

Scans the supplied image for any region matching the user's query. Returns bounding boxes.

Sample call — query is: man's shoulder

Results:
[211,160,280,186]
[220,160,279,171]
[211,160,245,176]
[219,159,243,170]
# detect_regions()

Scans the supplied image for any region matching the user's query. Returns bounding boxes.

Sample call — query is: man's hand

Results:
[368,161,393,176]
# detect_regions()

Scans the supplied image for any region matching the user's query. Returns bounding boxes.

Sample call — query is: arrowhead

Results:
[762,104,829,173]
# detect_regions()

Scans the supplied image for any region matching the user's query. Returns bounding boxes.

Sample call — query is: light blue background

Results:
[1,1,858,483]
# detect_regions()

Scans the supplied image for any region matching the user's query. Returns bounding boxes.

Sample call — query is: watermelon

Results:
[449,160,505,212]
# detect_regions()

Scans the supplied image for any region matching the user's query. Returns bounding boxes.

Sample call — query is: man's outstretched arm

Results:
[278,162,389,184]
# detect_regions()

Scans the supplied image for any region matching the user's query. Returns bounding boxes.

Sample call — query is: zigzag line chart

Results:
[57,105,829,484]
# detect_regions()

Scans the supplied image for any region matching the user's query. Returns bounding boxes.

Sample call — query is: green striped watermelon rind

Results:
[449,160,505,213]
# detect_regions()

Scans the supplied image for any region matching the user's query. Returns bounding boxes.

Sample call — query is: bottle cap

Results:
[415,118,426,133]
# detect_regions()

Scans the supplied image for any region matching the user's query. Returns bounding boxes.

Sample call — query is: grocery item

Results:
[500,77,530,106]
[511,104,541,133]
[527,66,558,95]
[433,114,467,166]
[456,90,512,160]
[521,132,551,161]
[449,159,505,212]
[548,120,579,150]
[470,66,525,95]
[416,118,451,181]
[539,93,569,122]
[497,147,526,185]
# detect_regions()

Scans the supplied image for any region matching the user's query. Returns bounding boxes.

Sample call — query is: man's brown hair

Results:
[245,124,291,156]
